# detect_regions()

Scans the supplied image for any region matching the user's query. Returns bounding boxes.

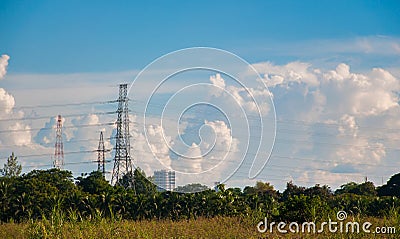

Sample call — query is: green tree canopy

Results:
[132,168,157,195]
[304,184,333,199]
[378,173,400,196]
[281,181,305,201]
[244,181,279,199]
[335,181,377,196]
[76,170,112,195]
[0,152,22,177]
[175,183,209,193]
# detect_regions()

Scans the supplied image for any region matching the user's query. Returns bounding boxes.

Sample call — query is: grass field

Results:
[0,216,398,239]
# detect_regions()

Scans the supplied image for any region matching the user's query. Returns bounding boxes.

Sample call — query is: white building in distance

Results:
[154,170,176,192]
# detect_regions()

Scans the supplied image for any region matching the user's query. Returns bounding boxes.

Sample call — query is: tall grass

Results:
[0,215,398,239]
[1,204,399,239]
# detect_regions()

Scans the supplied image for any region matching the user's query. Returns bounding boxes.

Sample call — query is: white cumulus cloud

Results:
[0,55,33,147]
[253,60,400,188]
[0,55,10,80]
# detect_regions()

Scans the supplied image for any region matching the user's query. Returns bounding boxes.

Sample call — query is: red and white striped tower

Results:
[53,115,64,169]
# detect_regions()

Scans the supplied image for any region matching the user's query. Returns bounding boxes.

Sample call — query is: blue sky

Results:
[1,0,399,72]
[0,1,400,190]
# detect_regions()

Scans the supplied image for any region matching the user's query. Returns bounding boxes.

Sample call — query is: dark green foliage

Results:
[77,171,111,195]
[304,184,333,199]
[0,168,77,222]
[174,183,209,193]
[0,152,22,177]
[336,181,377,196]
[1,167,400,223]
[243,181,279,199]
[378,173,400,197]
[279,183,333,222]
[132,168,156,195]
[281,181,305,201]
[279,195,330,222]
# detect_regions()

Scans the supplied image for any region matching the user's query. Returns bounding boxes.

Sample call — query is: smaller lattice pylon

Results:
[96,131,106,177]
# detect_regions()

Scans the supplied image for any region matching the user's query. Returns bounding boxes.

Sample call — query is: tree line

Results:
[1,153,400,223]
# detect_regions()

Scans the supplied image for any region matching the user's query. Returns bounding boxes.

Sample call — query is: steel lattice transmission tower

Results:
[111,84,134,187]
[53,115,64,169]
[97,131,106,177]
